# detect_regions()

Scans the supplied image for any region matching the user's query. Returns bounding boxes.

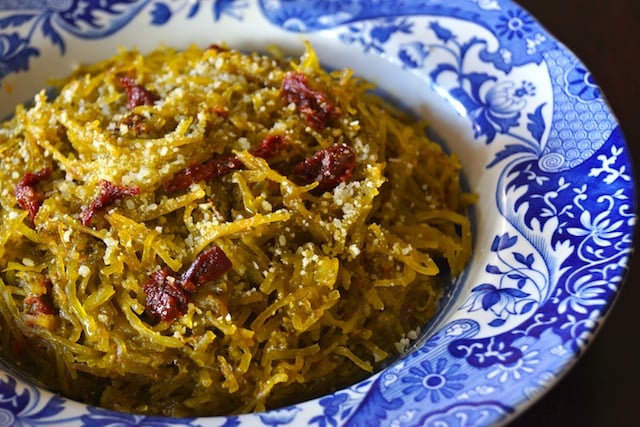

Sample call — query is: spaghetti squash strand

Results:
[0,42,474,417]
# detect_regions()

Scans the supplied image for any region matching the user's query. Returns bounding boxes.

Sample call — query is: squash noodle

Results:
[0,43,474,416]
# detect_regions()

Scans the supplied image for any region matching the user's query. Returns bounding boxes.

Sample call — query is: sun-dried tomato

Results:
[292,143,356,192]
[119,74,158,110]
[163,134,288,193]
[180,245,232,292]
[24,294,56,316]
[15,167,51,224]
[24,277,55,317]
[207,44,228,52]
[143,269,189,322]
[117,112,152,136]
[250,134,287,159]
[144,245,232,322]
[281,71,339,130]
[163,156,243,193]
[211,105,229,117]
[80,180,140,226]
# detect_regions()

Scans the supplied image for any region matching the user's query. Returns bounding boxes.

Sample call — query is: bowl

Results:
[0,1,635,426]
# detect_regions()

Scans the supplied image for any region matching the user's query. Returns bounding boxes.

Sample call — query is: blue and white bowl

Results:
[0,1,635,426]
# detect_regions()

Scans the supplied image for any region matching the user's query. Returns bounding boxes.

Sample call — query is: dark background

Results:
[509,1,639,426]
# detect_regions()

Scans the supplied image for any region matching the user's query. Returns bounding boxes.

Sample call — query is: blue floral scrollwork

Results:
[150,0,247,26]
[400,358,467,404]
[0,0,142,78]
[260,0,557,72]
[461,233,542,328]
[0,31,39,78]
[343,386,402,427]
[0,0,249,80]
[397,20,542,146]
[415,402,514,426]
[258,407,301,427]
[565,65,600,101]
[309,393,350,427]
[340,18,414,54]
[0,376,65,427]
[494,7,535,41]
[80,406,199,426]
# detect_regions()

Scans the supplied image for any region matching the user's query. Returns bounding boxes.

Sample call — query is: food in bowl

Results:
[0,43,474,416]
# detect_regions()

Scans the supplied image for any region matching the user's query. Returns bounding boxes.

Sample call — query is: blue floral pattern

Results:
[0,0,247,79]
[0,1,635,427]
[461,233,542,328]
[258,407,301,427]
[400,358,467,403]
[0,377,66,427]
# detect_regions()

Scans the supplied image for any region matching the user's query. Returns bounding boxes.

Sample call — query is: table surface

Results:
[507,1,640,426]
